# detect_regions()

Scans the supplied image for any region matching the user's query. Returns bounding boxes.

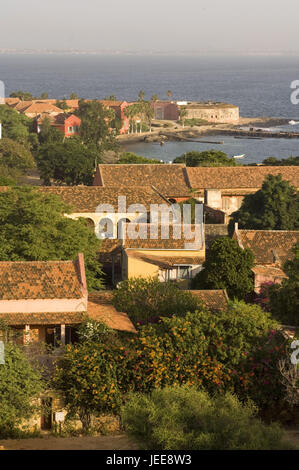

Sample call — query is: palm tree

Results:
[151,94,159,102]
[179,106,187,128]
[138,90,145,102]
[167,90,172,100]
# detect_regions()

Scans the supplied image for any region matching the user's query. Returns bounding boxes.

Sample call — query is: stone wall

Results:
[204,224,229,247]
[185,104,239,123]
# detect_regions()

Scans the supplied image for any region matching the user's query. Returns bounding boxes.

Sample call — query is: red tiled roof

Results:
[95,164,191,197]
[0,260,83,300]
[189,290,228,311]
[126,251,204,268]
[237,230,299,265]
[187,166,299,190]
[252,265,287,278]
[87,293,136,333]
[38,185,169,212]
[18,102,64,115]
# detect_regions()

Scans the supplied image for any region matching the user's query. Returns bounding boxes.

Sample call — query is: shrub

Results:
[122,387,293,450]
[113,277,201,325]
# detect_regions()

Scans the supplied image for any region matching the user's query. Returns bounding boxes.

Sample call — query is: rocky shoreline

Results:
[117,117,291,145]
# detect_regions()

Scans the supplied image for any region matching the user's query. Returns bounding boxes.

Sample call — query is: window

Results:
[68,126,73,133]
[177,266,191,279]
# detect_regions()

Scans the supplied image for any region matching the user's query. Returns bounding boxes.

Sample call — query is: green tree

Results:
[38,116,64,145]
[76,99,115,148]
[138,90,145,102]
[0,187,104,289]
[36,140,98,185]
[55,99,68,111]
[9,90,35,100]
[269,244,299,326]
[167,90,172,99]
[118,152,161,164]
[122,386,292,450]
[174,150,237,166]
[53,328,127,430]
[0,342,44,437]
[151,94,159,102]
[178,106,187,127]
[0,105,32,145]
[192,237,254,299]
[40,92,48,99]
[262,156,299,166]
[113,277,202,325]
[229,174,299,232]
[0,137,36,170]
[70,93,78,100]
[142,102,154,132]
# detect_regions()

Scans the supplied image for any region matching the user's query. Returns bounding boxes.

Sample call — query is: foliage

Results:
[0,105,33,145]
[192,237,254,299]
[76,99,115,148]
[113,277,202,324]
[127,302,280,399]
[229,174,299,232]
[0,187,104,289]
[77,318,116,343]
[38,116,64,145]
[269,244,299,326]
[122,386,292,450]
[173,150,237,166]
[117,152,161,164]
[36,140,98,185]
[183,118,209,127]
[0,137,36,170]
[53,332,132,430]
[0,343,44,437]
[262,156,299,166]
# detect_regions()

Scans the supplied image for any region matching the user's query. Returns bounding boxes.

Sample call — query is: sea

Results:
[1,53,299,163]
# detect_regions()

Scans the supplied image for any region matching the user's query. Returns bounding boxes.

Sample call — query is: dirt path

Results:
[0,434,138,450]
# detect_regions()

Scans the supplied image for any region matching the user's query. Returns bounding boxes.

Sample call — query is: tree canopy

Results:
[0,137,36,170]
[113,277,201,325]
[173,150,237,166]
[229,174,299,232]
[76,99,116,148]
[0,342,43,437]
[269,244,299,326]
[36,139,98,185]
[192,237,254,299]
[0,187,104,289]
[118,152,161,165]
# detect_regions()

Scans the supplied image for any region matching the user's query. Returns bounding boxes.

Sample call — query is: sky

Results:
[0,0,298,54]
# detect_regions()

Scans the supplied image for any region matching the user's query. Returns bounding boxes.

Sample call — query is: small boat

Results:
[289,120,299,125]
[233,154,245,159]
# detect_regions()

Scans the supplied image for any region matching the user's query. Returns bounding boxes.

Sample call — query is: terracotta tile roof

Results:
[0,291,136,333]
[187,167,299,190]
[126,251,204,268]
[0,312,84,325]
[189,289,228,311]
[38,186,169,212]
[0,260,83,300]
[87,293,136,333]
[98,100,125,107]
[95,164,191,197]
[18,102,64,115]
[123,224,204,250]
[237,230,299,265]
[252,265,287,278]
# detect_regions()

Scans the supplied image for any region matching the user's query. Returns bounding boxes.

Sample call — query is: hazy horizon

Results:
[1,0,298,54]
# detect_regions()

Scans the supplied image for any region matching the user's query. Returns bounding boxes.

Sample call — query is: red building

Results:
[98,100,130,134]
[151,101,179,120]
[35,114,81,138]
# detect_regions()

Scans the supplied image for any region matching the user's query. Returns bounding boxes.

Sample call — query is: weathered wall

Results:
[185,105,239,123]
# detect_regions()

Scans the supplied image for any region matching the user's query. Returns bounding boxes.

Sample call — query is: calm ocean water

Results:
[1,54,299,162]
